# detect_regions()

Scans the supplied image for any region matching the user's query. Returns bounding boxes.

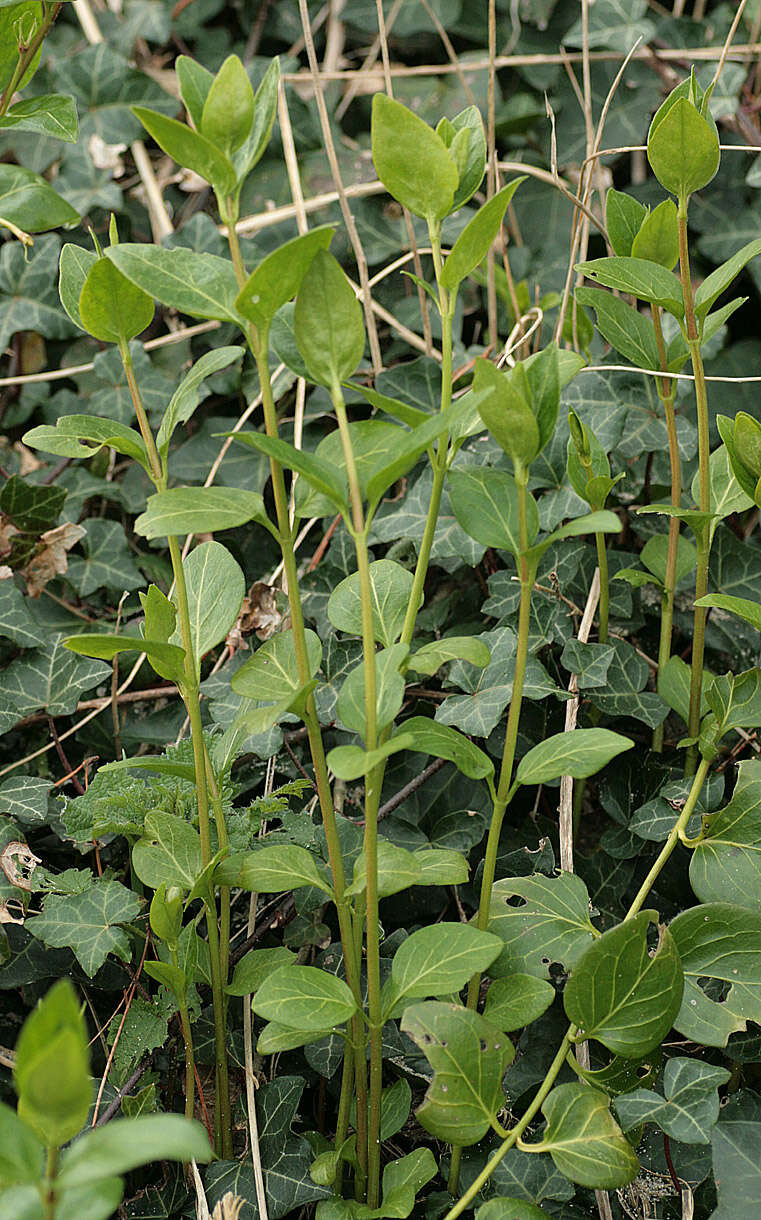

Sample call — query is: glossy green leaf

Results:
[200,54,253,157]
[488,873,598,979]
[107,244,242,322]
[387,924,502,1009]
[134,486,267,538]
[156,345,243,459]
[401,1002,513,1144]
[448,466,538,556]
[57,1114,212,1188]
[575,285,660,368]
[647,95,720,200]
[294,250,364,388]
[132,105,236,193]
[58,242,96,330]
[227,947,298,996]
[711,1119,761,1219]
[14,979,91,1147]
[235,226,334,333]
[23,413,148,468]
[328,559,413,648]
[216,844,333,895]
[630,198,679,268]
[669,902,761,1047]
[564,912,683,1056]
[690,759,761,909]
[327,734,414,781]
[476,1202,545,1220]
[395,716,494,781]
[64,633,185,685]
[576,256,683,317]
[132,811,203,890]
[482,974,555,1032]
[694,238,761,320]
[235,56,280,180]
[605,188,647,257]
[371,93,458,222]
[516,728,633,787]
[536,1083,638,1189]
[78,257,154,345]
[337,644,407,738]
[227,429,349,515]
[696,592,761,633]
[471,357,540,470]
[176,54,213,128]
[409,635,491,676]
[615,1057,729,1145]
[440,178,525,291]
[231,627,322,703]
[253,965,357,1031]
[172,541,245,666]
[0,164,78,232]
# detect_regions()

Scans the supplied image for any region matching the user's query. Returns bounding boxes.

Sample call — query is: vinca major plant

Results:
[4,11,761,1220]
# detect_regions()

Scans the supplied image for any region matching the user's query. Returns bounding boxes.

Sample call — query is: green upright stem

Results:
[446,755,712,1218]
[0,2,62,116]
[120,341,231,1156]
[595,532,609,644]
[42,1145,58,1220]
[651,308,682,753]
[330,382,384,1208]
[224,214,368,1180]
[677,206,711,773]
[450,470,535,1195]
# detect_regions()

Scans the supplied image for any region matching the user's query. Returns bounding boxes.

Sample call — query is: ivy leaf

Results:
[54,44,175,144]
[711,1119,761,1220]
[488,873,598,979]
[67,519,144,596]
[560,640,615,689]
[401,1001,513,1145]
[564,911,684,1056]
[435,626,564,738]
[536,1083,639,1189]
[690,759,761,910]
[669,902,761,1047]
[0,581,46,648]
[30,879,142,977]
[0,234,75,352]
[0,634,110,719]
[589,639,669,728]
[204,1076,330,1218]
[615,1057,730,1144]
[0,776,51,826]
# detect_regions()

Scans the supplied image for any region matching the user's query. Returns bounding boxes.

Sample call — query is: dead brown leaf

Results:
[23,521,85,598]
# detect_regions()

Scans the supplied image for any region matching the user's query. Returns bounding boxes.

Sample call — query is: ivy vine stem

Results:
[651,305,682,754]
[677,205,711,774]
[119,340,232,1157]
